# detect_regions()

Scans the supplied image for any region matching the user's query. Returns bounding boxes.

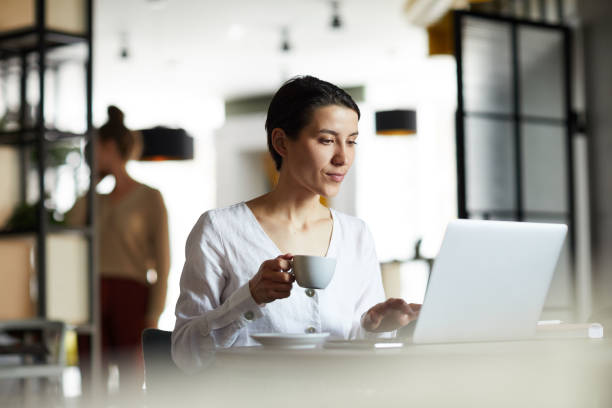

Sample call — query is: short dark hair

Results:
[265,75,360,171]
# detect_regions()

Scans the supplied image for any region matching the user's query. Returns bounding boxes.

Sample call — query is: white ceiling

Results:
[93,0,427,99]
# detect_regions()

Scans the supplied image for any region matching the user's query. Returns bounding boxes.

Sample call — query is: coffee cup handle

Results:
[287,259,294,276]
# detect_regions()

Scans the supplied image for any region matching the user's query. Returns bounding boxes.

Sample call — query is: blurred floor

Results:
[1,365,145,408]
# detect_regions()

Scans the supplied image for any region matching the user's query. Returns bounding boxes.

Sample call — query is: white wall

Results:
[358,57,458,262]
[214,113,269,208]
[126,134,219,331]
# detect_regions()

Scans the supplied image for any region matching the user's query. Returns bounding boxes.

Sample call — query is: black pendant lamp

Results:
[375,109,417,136]
[138,126,194,161]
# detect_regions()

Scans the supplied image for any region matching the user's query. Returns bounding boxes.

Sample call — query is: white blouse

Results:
[171,202,387,373]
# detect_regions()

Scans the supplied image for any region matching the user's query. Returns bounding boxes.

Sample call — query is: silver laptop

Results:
[410,219,567,344]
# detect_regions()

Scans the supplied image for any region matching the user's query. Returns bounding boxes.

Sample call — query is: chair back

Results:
[141,328,183,395]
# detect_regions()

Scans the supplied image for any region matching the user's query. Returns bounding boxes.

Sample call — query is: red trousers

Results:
[79,277,149,394]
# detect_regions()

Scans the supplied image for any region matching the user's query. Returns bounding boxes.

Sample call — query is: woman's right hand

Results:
[249,254,295,304]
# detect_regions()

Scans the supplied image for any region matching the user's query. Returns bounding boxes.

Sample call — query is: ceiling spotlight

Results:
[119,31,130,60]
[330,1,342,29]
[281,26,291,52]
[146,0,168,10]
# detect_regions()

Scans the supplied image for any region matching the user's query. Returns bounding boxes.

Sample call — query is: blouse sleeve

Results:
[171,211,264,373]
[350,222,394,339]
[146,190,170,323]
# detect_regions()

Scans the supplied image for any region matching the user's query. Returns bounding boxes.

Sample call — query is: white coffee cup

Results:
[291,255,336,289]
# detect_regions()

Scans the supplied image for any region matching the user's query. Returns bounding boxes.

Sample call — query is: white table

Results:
[169,338,612,408]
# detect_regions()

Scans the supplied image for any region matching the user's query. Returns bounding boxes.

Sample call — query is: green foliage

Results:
[5,202,64,231]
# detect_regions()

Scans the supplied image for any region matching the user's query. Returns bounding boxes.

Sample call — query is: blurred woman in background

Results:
[68,106,170,396]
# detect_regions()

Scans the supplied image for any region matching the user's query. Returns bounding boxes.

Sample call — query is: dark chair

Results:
[141,328,184,397]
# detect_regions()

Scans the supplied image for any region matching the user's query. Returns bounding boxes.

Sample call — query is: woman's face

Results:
[283,104,359,198]
[95,139,120,180]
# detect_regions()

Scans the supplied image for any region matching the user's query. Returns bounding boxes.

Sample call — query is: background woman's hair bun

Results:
[107,105,125,125]
[99,105,134,160]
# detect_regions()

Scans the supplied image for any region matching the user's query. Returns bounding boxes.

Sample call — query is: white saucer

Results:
[250,333,330,349]
[324,339,405,349]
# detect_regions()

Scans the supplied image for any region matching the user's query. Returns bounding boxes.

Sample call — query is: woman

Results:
[172,76,419,373]
[67,106,170,393]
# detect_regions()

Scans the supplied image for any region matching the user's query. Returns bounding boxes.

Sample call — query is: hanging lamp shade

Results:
[375,110,417,136]
[139,126,194,161]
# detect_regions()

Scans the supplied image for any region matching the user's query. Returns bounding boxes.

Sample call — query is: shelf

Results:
[0,364,65,380]
[466,209,569,220]
[0,318,63,330]
[0,28,87,56]
[0,344,47,357]
[0,128,88,145]
[0,0,96,368]
[462,111,567,126]
[67,323,96,335]
[48,225,93,236]
[0,226,92,240]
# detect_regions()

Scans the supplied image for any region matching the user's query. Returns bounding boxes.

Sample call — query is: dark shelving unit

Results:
[0,129,88,145]
[0,0,98,384]
[0,226,93,239]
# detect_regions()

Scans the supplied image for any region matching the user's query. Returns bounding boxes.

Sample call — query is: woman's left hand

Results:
[362,298,421,332]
